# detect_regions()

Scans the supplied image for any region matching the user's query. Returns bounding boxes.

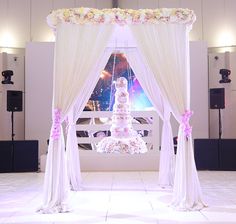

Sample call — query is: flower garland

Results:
[47,7,196,29]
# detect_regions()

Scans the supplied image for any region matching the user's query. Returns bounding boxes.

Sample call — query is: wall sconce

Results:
[218,51,231,84]
[1,70,14,84]
[219,69,231,83]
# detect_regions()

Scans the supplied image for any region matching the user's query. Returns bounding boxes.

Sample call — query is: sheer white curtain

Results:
[41,23,113,213]
[66,48,113,191]
[66,111,82,191]
[125,49,174,186]
[130,23,205,210]
[159,104,175,187]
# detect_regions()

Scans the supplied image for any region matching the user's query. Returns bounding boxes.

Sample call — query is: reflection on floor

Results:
[0,171,236,224]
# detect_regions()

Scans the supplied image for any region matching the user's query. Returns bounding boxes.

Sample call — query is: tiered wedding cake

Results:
[97,77,147,154]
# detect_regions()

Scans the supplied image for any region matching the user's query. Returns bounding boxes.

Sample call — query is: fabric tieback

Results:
[65,117,76,134]
[181,110,193,139]
[51,108,61,140]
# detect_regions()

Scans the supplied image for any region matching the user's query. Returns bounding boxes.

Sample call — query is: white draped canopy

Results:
[41,7,205,213]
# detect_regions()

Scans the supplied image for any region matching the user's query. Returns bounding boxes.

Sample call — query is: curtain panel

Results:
[125,49,175,187]
[130,23,205,210]
[40,23,113,213]
[66,48,113,191]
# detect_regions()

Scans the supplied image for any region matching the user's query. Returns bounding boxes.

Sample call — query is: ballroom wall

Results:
[24,42,54,157]
[208,50,236,139]
[1,0,236,49]
[0,52,25,140]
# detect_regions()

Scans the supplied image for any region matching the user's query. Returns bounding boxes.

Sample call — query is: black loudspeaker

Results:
[0,140,38,172]
[194,139,219,170]
[0,141,13,172]
[13,140,38,172]
[7,90,23,112]
[194,139,236,171]
[210,88,225,109]
[219,139,236,171]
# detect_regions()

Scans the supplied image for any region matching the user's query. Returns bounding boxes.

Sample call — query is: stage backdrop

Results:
[25,41,208,171]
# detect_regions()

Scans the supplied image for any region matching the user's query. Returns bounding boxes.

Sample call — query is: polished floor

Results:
[0,171,236,224]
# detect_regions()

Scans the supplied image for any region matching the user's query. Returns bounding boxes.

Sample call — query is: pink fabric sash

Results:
[181,110,193,139]
[51,108,61,140]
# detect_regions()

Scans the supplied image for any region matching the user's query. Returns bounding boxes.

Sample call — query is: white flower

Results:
[47,7,195,28]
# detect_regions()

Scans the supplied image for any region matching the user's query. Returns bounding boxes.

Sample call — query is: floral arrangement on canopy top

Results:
[47,7,196,29]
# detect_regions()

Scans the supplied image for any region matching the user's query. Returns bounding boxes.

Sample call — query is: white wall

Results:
[120,0,236,47]
[190,41,209,139]
[1,0,236,48]
[25,42,54,156]
[209,50,236,138]
[0,52,25,140]
[0,0,112,48]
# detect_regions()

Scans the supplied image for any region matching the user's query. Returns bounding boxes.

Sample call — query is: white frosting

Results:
[97,77,148,154]
[111,77,134,138]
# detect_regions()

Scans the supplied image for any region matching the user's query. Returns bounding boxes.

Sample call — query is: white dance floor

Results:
[0,171,236,224]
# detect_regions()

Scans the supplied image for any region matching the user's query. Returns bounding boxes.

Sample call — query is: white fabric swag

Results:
[40,23,113,213]
[125,49,175,187]
[66,49,114,191]
[67,46,175,192]
[130,23,205,210]
[67,44,176,189]
[42,7,206,213]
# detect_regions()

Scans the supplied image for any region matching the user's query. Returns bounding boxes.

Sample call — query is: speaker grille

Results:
[7,90,23,112]
[210,88,225,109]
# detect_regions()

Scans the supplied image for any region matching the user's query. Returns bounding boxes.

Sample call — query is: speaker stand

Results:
[218,108,222,140]
[11,111,15,141]
[10,111,15,171]
[218,108,223,169]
